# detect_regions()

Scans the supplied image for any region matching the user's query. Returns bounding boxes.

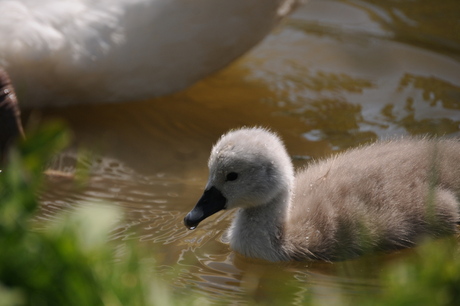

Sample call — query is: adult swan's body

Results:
[0,0,298,108]
[184,127,460,261]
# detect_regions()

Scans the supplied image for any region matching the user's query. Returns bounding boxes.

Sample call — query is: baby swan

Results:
[184,127,460,262]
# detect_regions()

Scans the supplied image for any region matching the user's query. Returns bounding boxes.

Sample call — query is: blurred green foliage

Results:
[376,237,460,306]
[0,122,459,306]
[0,123,177,306]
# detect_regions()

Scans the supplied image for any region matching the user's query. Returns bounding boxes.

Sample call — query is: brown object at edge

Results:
[0,67,25,164]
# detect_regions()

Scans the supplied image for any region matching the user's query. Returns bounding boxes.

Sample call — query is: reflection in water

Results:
[34,0,460,303]
[398,74,460,110]
[242,0,460,144]
[385,74,460,135]
[358,0,460,56]
[299,99,377,150]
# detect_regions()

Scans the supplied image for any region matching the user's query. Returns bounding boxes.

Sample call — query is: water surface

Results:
[35,0,460,303]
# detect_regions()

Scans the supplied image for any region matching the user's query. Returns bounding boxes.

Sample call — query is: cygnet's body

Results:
[184,127,460,262]
[0,0,298,107]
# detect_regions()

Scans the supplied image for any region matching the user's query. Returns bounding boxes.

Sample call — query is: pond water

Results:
[34,0,460,304]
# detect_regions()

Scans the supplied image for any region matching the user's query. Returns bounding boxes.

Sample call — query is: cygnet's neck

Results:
[227,187,291,262]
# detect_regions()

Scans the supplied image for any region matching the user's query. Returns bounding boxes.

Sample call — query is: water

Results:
[34,0,460,303]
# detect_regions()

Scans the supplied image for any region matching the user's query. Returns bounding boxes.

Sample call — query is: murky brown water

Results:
[32,0,460,303]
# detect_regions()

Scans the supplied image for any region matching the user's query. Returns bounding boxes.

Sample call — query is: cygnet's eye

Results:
[226,172,238,181]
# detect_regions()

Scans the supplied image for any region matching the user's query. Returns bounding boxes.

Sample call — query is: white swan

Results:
[184,127,460,262]
[0,0,298,108]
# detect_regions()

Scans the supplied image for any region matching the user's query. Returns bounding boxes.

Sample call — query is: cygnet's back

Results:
[184,128,460,262]
[286,139,460,260]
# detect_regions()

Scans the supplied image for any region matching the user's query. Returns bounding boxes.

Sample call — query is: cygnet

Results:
[184,127,460,261]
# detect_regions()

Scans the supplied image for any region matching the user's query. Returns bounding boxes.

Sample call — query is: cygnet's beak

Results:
[184,186,227,230]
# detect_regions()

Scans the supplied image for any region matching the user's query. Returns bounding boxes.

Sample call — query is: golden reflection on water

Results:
[35,0,460,303]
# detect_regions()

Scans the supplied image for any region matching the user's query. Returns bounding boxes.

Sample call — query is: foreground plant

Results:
[0,124,179,306]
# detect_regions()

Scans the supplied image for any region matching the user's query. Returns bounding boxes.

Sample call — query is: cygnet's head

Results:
[184,127,294,229]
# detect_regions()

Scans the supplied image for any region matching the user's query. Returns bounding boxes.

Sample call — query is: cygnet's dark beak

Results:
[184,186,227,230]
